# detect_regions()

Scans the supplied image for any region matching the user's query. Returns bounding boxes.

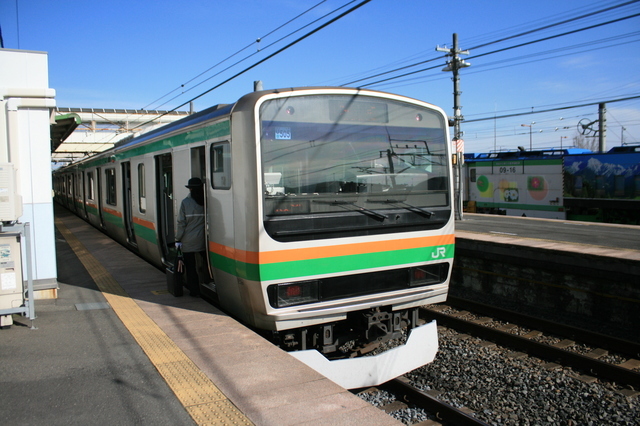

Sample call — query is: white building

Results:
[0,48,57,297]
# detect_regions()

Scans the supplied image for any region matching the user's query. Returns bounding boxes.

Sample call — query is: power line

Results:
[363,31,640,91]
[151,1,361,111]
[342,5,640,88]
[457,0,635,50]
[136,0,372,129]
[142,0,332,110]
[467,0,640,50]
[464,95,640,123]
[468,12,640,61]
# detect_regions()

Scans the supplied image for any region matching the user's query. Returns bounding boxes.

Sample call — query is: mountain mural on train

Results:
[564,151,640,200]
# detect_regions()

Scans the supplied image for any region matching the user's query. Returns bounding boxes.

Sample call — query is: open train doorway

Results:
[96,167,106,229]
[190,146,215,291]
[155,153,174,263]
[122,161,137,247]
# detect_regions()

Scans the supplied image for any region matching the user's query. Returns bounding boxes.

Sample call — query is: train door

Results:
[122,161,137,247]
[155,153,174,263]
[96,167,106,229]
[208,141,233,301]
[80,171,87,219]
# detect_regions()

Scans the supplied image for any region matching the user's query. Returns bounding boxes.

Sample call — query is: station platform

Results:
[0,208,399,426]
[453,213,640,342]
[456,213,640,257]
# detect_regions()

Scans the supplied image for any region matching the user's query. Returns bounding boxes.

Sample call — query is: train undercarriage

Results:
[272,306,422,358]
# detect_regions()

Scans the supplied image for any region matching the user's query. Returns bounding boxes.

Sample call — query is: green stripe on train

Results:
[133,223,158,244]
[103,210,124,228]
[210,244,454,282]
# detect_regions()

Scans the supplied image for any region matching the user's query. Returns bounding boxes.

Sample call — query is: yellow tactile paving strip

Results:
[56,218,253,426]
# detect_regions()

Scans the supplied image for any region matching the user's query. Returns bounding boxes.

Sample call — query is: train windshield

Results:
[260,94,449,217]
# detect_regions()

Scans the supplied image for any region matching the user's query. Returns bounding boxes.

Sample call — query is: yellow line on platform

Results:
[55,218,253,426]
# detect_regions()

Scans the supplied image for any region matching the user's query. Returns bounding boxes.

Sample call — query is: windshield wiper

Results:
[314,200,387,222]
[372,199,435,218]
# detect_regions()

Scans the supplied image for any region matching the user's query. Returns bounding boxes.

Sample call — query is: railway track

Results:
[445,296,640,357]
[420,298,640,390]
[357,377,490,426]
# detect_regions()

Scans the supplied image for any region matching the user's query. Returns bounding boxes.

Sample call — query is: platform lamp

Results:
[520,122,535,151]
[560,136,568,149]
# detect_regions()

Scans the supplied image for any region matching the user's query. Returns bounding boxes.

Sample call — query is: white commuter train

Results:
[54,87,455,388]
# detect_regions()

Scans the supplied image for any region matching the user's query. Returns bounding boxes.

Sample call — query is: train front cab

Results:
[215,88,455,388]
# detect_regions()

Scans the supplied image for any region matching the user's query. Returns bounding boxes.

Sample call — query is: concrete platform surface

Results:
[0,208,399,426]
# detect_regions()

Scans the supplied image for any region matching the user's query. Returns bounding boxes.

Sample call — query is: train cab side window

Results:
[210,142,231,190]
[106,168,117,205]
[138,163,146,213]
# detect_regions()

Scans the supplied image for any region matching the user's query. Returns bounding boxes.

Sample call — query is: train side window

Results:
[105,168,117,205]
[87,172,95,200]
[138,163,146,213]
[210,142,231,190]
[470,168,476,182]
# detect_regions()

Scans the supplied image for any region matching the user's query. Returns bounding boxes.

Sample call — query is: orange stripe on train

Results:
[209,234,454,265]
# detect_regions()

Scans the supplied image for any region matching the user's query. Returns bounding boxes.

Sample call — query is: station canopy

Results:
[50,107,191,165]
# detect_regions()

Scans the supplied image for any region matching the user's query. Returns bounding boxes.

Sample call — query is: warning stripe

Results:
[55,218,253,426]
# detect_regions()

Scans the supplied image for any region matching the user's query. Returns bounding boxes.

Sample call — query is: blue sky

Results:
[2,0,639,153]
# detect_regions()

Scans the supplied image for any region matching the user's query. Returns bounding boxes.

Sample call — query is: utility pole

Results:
[436,33,470,221]
[598,103,606,153]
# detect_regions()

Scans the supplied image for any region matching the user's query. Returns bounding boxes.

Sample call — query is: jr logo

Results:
[431,247,447,259]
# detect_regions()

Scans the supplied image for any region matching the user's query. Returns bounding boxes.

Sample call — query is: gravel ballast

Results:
[359,327,639,425]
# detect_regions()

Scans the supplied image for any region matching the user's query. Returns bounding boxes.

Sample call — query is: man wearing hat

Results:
[175,177,206,297]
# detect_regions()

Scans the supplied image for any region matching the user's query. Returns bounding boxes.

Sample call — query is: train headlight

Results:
[269,280,319,308]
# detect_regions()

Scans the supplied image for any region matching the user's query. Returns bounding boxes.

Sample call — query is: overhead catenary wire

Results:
[342,0,637,87]
[369,31,640,93]
[142,0,332,110]
[149,1,361,111]
[352,16,640,145]
[135,0,372,129]
[467,0,640,50]
[342,4,640,89]
[456,0,637,51]
[463,95,640,123]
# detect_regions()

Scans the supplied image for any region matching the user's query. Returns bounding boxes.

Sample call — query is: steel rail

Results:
[421,307,640,389]
[382,377,490,426]
[447,296,640,358]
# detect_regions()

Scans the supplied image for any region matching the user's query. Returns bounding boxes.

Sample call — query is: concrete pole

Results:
[452,34,463,221]
[437,34,469,221]
[598,103,606,153]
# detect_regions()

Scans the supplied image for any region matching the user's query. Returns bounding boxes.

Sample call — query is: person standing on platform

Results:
[175,177,206,297]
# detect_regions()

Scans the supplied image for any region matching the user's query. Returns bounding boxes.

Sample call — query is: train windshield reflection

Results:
[260,94,448,216]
